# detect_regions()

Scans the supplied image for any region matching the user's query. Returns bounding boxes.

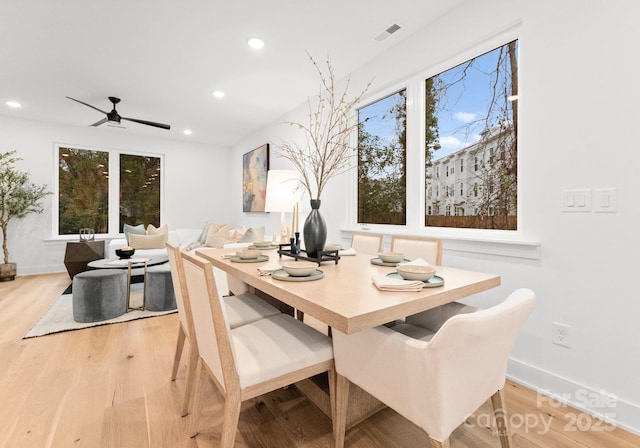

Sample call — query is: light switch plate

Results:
[562,189,591,212]
[593,188,617,213]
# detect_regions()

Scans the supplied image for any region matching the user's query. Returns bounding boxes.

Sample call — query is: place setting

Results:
[228,249,269,263]
[247,240,279,250]
[271,261,324,282]
[373,257,444,291]
[370,251,411,266]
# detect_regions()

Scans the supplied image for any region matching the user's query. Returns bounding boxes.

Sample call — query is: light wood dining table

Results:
[195,247,501,428]
[195,247,500,334]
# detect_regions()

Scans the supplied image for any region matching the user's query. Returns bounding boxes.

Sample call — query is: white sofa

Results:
[108,228,203,259]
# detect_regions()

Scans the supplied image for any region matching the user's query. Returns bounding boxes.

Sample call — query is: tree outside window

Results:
[57,146,161,235]
[425,40,518,230]
[357,90,407,225]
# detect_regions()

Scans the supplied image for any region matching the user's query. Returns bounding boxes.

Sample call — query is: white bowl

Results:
[282,261,317,277]
[396,264,436,281]
[237,249,262,260]
[253,241,273,248]
[378,252,405,263]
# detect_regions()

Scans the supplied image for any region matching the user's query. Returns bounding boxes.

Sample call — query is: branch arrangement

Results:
[279,54,372,200]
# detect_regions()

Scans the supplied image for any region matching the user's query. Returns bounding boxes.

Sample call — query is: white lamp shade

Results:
[264,170,303,212]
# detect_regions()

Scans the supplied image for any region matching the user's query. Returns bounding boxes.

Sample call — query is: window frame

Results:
[347,27,523,242]
[53,143,165,239]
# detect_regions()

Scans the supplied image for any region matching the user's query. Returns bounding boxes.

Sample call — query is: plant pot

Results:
[0,262,17,282]
[303,199,327,258]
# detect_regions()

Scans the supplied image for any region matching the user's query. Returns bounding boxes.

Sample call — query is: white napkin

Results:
[257,262,281,276]
[372,274,424,292]
[222,252,237,259]
[398,258,431,266]
[339,248,357,256]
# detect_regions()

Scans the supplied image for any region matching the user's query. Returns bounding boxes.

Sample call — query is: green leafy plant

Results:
[0,150,51,264]
[278,54,372,200]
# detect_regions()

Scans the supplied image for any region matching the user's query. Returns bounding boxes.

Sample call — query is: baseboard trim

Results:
[17,264,67,277]
[507,357,640,436]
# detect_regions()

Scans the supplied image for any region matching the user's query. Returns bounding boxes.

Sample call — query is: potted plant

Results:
[0,150,51,281]
[278,54,371,256]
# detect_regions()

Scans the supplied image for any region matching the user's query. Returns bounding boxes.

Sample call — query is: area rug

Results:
[24,283,177,339]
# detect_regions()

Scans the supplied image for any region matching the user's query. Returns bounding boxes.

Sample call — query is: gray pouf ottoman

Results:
[144,264,177,311]
[73,270,127,322]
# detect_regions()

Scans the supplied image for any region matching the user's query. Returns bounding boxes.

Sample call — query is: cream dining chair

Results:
[180,251,336,447]
[166,241,280,416]
[390,235,442,265]
[350,232,384,255]
[332,288,536,448]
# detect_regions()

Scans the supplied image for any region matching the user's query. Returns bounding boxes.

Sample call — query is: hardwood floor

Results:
[1,273,638,448]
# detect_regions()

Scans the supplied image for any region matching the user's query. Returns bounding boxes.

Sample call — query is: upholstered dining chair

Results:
[332,288,536,448]
[350,232,384,254]
[180,251,336,447]
[166,241,280,416]
[390,235,442,265]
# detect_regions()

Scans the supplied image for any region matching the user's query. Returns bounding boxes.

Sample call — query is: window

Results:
[358,90,407,225]
[425,40,518,230]
[56,145,162,236]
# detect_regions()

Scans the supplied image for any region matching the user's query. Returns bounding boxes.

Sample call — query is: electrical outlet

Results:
[552,322,571,348]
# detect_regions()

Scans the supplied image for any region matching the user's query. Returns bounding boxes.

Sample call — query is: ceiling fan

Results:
[66,96,171,130]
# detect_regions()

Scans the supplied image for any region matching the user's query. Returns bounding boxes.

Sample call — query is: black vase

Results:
[303,199,327,258]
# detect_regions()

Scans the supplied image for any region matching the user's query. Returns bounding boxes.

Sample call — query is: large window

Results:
[357,90,407,225]
[425,40,518,230]
[57,145,161,236]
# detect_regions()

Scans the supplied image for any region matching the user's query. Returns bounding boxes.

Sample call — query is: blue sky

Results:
[358,41,517,161]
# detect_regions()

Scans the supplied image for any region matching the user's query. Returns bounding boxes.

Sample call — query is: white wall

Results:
[0,115,232,275]
[3,0,638,434]
[230,0,640,434]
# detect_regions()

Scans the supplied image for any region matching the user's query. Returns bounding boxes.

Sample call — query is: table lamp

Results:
[264,170,303,243]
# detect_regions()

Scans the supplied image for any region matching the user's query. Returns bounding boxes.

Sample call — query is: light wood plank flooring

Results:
[1,273,638,447]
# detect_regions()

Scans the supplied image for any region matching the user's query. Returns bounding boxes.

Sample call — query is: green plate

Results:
[386,272,444,288]
[248,244,278,250]
[272,269,324,282]
[370,257,411,267]
[229,255,270,263]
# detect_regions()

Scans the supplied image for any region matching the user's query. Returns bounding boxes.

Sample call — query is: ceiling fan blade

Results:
[90,118,108,127]
[66,96,108,115]
[122,117,171,130]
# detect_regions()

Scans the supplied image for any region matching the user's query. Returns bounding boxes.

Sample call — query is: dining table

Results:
[195,247,501,335]
[195,247,501,428]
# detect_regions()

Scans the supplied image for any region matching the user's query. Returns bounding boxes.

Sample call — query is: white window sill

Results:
[340,227,540,260]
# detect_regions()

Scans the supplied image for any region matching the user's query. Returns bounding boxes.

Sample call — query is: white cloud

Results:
[439,136,462,149]
[454,111,477,123]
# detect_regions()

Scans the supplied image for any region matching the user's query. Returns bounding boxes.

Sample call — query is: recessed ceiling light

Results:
[183,129,192,135]
[6,100,22,108]
[247,37,265,50]
[212,90,225,99]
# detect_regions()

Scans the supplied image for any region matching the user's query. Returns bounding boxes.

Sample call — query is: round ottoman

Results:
[72,270,127,322]
[144,264,177,311]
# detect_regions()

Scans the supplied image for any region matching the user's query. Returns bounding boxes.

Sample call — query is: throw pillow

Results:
[228,226,247,242]
[147,223,168,236]
[198,222,225,243]
[238,226,265,243]
[129,233,167,249]
[205,224,231,248]
[123,223,145,245]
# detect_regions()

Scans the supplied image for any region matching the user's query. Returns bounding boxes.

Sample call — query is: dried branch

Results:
[278,53,372,200]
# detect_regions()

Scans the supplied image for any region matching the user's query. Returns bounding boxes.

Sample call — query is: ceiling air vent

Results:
[375,23,402,42]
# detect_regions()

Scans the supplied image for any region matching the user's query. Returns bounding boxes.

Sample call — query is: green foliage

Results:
[0,150,51,264]
[357,91,407,225]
